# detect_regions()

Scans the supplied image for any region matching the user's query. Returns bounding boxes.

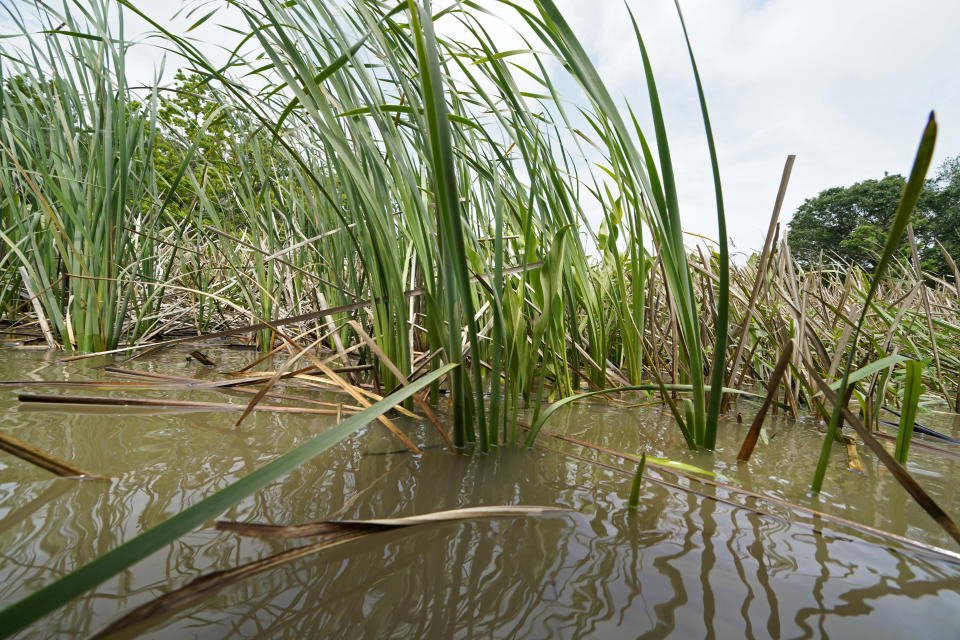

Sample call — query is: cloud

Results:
[550,0,960,254]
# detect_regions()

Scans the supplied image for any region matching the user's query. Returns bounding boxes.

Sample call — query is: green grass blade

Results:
[827,354,908,390]
[409,0,486,448]
[811,113,937,493]
[894,360,924,463]
[626,5,705,446]
[672,0,729,449]
[0,362,457,638]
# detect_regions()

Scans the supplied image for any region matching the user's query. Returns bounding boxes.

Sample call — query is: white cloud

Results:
[550,0,960,254]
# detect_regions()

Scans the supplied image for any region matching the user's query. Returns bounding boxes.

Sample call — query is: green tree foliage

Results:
[153,70,235,220]
[928,156,960,272]
[787,156,960,277]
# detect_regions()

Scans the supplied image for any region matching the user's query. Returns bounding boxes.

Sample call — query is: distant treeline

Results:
[788,155,960,277]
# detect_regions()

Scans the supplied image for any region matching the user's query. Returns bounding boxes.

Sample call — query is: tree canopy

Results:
[787,156,960,278]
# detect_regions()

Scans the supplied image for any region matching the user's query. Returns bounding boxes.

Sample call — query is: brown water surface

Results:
[1,347,959,638]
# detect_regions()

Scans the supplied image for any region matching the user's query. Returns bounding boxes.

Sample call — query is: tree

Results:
[153,70,235,220]
[787,157,960,278]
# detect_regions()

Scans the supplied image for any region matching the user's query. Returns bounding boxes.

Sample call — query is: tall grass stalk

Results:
[811,113,936,493]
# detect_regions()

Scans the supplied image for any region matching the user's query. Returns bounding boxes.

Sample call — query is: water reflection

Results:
[0,349,958,638]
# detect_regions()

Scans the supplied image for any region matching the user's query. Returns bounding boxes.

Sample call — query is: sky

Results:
[4,0,959,256]
[544,0,960,256]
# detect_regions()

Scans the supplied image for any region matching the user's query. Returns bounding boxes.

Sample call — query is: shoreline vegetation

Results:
[1,0,959,636]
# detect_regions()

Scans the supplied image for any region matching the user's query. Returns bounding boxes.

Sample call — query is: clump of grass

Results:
[0,1,205,352]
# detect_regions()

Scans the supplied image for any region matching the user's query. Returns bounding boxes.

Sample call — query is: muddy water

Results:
[1,347,959,638]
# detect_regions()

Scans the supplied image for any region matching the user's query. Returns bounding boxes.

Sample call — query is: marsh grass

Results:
[2,1,959,451]
[1,7,959,630]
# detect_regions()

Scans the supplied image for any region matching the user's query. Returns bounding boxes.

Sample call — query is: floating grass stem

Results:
[0,363,457,639]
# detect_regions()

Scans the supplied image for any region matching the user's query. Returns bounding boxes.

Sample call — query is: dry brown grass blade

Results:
[93,506,570,638]
[0,431,106,479]
[907,225,951,404]
[234,337,323,427]
[103,367,276,389]
[806,367,960,547]
[216,506,572,539]
[264,325,422,454]
[17,393,349,416]
[294,373,419,418]
[188,350,215,366]
[737,339,794,463]
[0,380,197,390]
[881,284,921,352]
[56,299,372,363]
[348,320,454,451]
[103,367,356,410]
[296,363,421,453]
[937,239,960,297]
[232,323,338,373]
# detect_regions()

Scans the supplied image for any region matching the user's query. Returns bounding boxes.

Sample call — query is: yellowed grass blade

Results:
[348,320,454,451]
[264,325,422,453]
[294,374,419,418]
[0,431,106,479]
[104,367,361,410]
[234,336,324,427]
